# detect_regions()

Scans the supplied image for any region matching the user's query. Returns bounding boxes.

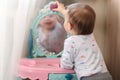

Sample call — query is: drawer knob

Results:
[65,74,73,80]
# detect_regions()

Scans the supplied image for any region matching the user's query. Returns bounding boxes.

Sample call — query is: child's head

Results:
[40,14,57,30]
[64,3,96,35]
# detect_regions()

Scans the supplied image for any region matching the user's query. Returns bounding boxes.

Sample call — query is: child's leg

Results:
[81,72,112,80]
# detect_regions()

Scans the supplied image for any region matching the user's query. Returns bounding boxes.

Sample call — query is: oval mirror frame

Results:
[29,1,65,58]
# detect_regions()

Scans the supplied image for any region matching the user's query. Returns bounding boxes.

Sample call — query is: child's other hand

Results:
[52,1,66,15]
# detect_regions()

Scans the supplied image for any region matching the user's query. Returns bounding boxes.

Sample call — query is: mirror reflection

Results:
[36,14,66,55]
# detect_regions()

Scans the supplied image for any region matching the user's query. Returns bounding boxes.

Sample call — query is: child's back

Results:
[61,34,108,79]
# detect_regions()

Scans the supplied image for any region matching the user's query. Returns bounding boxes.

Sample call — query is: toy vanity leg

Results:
[17,77,30,80]
[17,77,23,80]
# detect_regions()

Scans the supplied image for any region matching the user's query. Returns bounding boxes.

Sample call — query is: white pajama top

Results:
[61,34,108,79]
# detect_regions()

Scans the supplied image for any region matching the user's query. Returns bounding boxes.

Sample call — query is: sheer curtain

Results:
[0,0,48,80]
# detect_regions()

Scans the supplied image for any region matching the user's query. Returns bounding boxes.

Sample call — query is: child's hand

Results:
[52,1,66,15]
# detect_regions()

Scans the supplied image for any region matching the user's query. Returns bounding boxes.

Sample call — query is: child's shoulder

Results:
[67,35,83,40]
[66,36,76,41]
[65,34,93,44]
[65,35,82,44]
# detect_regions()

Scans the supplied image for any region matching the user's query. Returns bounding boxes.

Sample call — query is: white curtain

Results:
[0,0,48,80]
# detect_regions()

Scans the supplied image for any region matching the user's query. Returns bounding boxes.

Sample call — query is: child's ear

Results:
[68,22,73,30]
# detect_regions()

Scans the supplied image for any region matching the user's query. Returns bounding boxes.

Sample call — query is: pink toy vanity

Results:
[17,58,77,80]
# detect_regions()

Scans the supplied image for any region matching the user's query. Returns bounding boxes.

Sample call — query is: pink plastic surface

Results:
[17,58,75,80]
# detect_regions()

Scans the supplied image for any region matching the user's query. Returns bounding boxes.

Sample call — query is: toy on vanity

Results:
[17,1,77,80]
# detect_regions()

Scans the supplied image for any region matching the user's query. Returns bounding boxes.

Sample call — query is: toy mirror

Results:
[28,1,67,58]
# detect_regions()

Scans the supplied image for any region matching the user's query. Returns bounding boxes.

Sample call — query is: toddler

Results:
[53,1,112,80]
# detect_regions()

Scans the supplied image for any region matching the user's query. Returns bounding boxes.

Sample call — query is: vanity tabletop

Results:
[17,58,75,80]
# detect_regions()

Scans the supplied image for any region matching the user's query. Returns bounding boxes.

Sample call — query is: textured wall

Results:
[106,0,120,79]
